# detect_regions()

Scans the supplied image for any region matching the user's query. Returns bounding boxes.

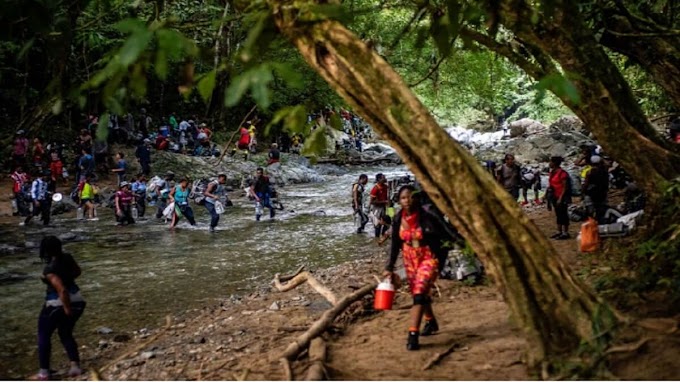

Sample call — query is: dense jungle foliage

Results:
[0,0,676,146]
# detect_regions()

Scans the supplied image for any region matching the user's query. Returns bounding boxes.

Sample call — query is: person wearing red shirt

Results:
[370,173,390,237]
[232,125,251,160]
[547,156,572,240]
[49,153,64,186]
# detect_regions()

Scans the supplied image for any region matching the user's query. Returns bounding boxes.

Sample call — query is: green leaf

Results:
[225,65,274,109]
[265,105,307,136]
[118,29,152,67]
[271,63,303,89]
[329,113,343,131]
[197,70,217,102]
[225,72,251,107]
[241,11,268,62]
[535,73,581,105]
[115,18,146,34]
[155,49,168,79]
[96,113,110,141]
[301,126,328,156]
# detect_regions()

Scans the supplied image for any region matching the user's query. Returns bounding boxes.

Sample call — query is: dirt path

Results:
[23,197,680,380]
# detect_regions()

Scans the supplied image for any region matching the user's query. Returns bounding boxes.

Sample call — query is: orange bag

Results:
[580,217,600,253]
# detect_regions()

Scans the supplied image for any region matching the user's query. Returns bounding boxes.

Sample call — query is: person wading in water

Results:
[203,174,228,232]
[352,174,369,234]
[169,177,196,228]
[35,236,86,380]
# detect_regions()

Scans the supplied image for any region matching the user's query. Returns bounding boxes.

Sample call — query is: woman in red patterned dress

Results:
[384,185,450,351]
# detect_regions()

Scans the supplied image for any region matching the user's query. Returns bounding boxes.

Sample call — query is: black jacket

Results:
[386,204,460,272]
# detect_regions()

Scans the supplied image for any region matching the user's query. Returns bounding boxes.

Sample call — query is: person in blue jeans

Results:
[169,177,196,228]
[203,174,228,232]
[249,167,275,221]
[35,236,86,380]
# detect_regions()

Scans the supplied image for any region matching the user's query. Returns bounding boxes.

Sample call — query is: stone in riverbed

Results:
[269,301,280,311]
[96,326,114,334]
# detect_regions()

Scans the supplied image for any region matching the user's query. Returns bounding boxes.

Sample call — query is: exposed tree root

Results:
[422,341,461,370]
[281,358,293,380]
[273,271,338,306]
[305,338,327,380]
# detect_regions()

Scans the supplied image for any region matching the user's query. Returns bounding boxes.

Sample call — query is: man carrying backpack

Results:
[547,156,572,240]
[352,174,369,234]
[582,155,609,223]
[249,168,275,221]
[203,174,228,232]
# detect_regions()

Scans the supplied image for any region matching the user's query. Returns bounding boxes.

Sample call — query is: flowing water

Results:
[0,166,408,379]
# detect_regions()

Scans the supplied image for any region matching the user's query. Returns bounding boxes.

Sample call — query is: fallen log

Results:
[279,265,306,283]
[278,282,376,363]
[305,338,327,381]
[273,271,338,306]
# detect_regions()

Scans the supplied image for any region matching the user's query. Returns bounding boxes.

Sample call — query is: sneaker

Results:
[421,318,439,336]
[209,227,215,233]
[406,331,420,351]
[67,366,82,377]
[550,232,562,239]
[520,201,529,206]
[356,228,364,234]
[556,232,571,240]
[534,199,543,205]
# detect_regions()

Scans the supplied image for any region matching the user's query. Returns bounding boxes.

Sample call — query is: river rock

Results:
[0,272,29,285]
[549,115,584,133]
[269,301,280,311]
[508,118,546,137]
[58,232,77,241]
[0,244,21,255]
[96,326,114,334]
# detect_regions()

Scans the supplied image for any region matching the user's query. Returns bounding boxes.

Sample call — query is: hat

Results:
[16,130,25,135]
[165,171,175,177]
[200,123,207,127]
[590,155,602,164]
[120,181,130,188]
[143,138,151,144]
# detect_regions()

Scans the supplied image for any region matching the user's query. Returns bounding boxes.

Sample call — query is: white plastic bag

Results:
[163,202,175,218]
[215,201,225,214]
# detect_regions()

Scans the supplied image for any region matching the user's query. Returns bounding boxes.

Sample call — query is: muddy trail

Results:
[21,198,680,380]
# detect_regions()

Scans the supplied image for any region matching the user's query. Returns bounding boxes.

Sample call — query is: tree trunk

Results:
[269,1,613,370]
[600,12,680,110]
[496,0,680,201]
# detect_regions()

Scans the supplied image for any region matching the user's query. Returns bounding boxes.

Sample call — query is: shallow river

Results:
[0,166,408,379]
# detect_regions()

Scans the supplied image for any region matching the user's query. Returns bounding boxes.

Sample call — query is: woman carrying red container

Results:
[384,185,455,351]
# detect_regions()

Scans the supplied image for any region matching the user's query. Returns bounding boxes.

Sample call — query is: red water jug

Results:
[374,279,395,310]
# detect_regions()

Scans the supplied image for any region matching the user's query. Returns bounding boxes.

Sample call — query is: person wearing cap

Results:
[24,170,51,226]
[114,182,135,225]
[169,177,196,228]
[582,155,609,223]
[203,174,228,232]
[155,171,175,219]
[131,174,148,218]
[267,143,280,166]
[13,130,29,168]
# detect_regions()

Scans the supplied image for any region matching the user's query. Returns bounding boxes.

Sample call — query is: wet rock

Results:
[0,272,29,285]
[96,326,114,334]
[25,241,39,249]
[140,351,157,360]
[269,301,280,311]
[0,244,22,255]
[98,340,109,349]
[58,232,77,241]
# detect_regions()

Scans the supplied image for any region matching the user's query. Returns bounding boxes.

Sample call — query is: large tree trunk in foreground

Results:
[270,1,613,370]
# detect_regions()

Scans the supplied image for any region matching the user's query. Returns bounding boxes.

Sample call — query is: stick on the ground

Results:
[96,315,173,378]
[422,342,461,371]
[304,338,327,381]
[279,265,306,283]
[278,282,376,362]
[273,271,338,306]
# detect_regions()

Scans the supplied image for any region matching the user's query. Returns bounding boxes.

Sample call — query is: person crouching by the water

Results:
[250,167,275,221]
[169,177,196,228]
[352,174,369,234]
[204,173,227,232]
[35,236,86,380]
[377,215,392,246]
[114,182,135,226]
[383,185,443,351]
[547,156,571,240]
[267,143,280,166]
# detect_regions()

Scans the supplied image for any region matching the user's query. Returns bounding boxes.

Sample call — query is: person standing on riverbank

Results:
[352,174,369,234]
[13,130,29,169]
[369,173,390,237]
[135,139,152,176]
[547,156,571,240]
[169,177,196,228]
[11,166,29,216]
[383,185,442,351]
[35,236,86,380]
[203,174,228,232]
[250,168,275,221]
[496,153,521,201]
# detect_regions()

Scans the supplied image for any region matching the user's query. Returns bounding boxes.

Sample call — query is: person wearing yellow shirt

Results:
[78,175,98,220]
[248,123,257,153]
